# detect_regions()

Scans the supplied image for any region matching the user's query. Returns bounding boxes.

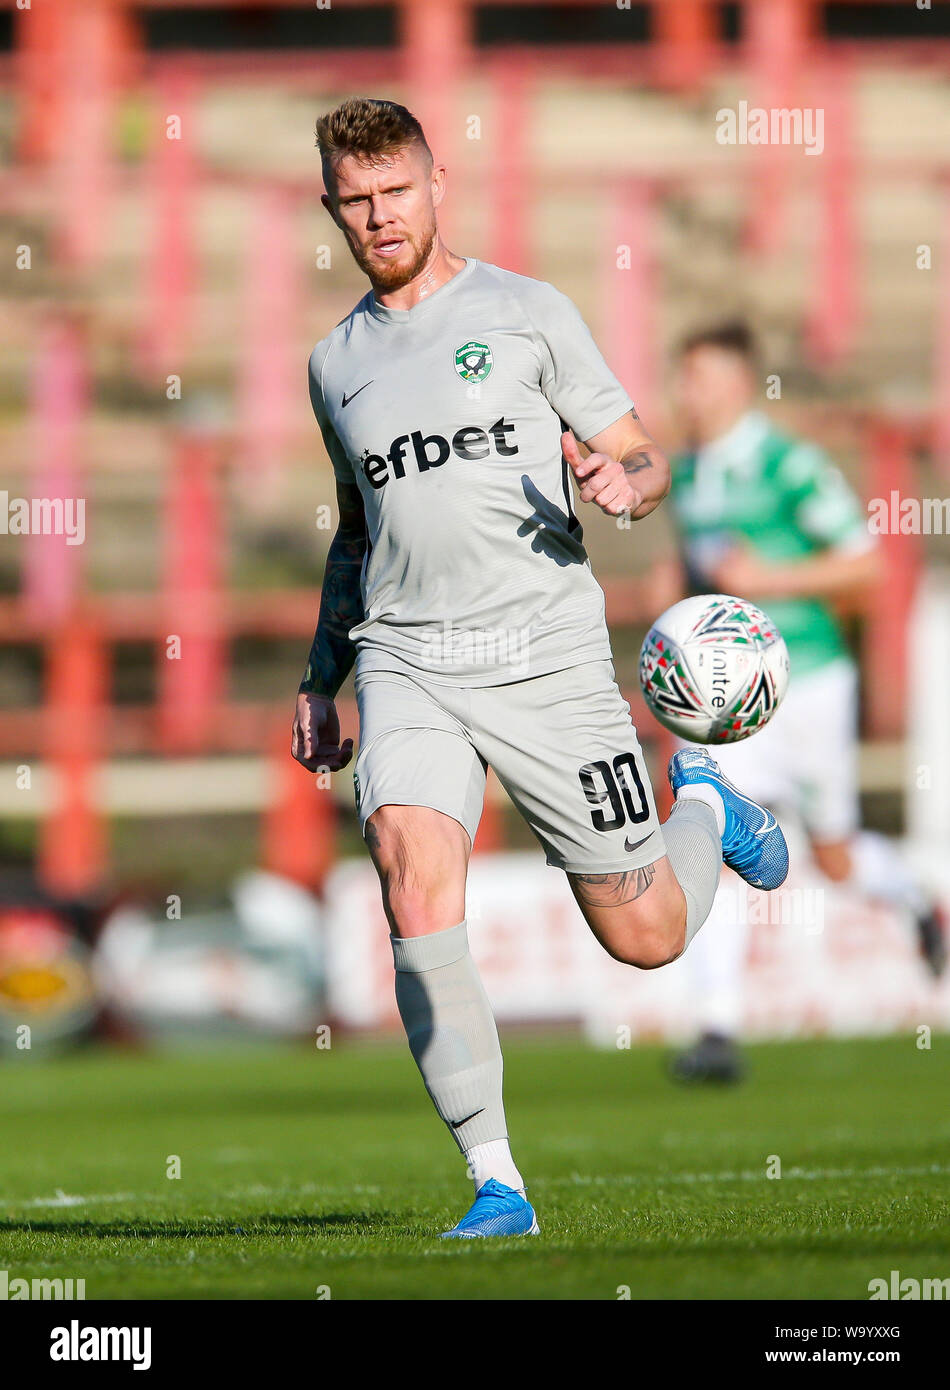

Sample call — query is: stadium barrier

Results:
[2,0,945,898]
[321,847,950,1040]
[0,404,927,895]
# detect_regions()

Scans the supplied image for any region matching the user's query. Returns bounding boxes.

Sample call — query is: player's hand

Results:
[291,692,354,773]
[712,544,780,599]
[562,431,642,518]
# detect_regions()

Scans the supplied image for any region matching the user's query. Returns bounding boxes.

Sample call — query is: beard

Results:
[350,221,437,292]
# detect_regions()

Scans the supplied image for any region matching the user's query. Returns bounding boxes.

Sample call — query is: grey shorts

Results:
[352,660,665,874]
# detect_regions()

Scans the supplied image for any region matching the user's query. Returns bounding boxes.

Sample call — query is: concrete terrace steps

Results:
[1,65,947,586]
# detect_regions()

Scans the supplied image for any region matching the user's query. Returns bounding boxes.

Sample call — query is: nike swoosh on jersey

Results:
[624,834,653,853]
[341,381,374,408]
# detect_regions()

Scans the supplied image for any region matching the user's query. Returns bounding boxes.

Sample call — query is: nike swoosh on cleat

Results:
[450,1109,485,1130]
[624,834,653,853]
[734,798,775,834]
[706,772,776,834]
[341,381,373,408]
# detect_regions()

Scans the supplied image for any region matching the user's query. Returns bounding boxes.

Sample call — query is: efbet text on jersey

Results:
[357,417,519,489]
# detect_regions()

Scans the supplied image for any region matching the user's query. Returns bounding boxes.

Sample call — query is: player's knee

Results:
[570,865,688,969]
[374,856,451,932]
[611,921,686,970]
[363,812,402,878]
[365,807,466,935]
[597,897,687,970]
[384,880,449,935]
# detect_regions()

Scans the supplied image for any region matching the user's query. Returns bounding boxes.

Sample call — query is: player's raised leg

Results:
[569,750,788,967]
[475,662,787,971]
[568,795,723,967]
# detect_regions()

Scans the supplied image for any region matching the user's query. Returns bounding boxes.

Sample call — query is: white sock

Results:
[676,782,726,835]
[464,1138,525,1197]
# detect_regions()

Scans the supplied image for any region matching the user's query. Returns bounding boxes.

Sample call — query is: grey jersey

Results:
[308,258,635,686]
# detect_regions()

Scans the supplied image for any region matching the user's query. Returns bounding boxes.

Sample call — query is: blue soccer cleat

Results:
[668,747,789,890]
[440,1179,540,1239]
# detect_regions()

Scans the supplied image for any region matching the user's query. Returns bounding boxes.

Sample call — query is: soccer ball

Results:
[638,594,790,744]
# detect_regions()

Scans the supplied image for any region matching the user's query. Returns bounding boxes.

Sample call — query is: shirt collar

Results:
[366,257,477,324]
[696,410,769,471]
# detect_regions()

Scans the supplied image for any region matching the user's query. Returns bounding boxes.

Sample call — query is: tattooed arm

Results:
[299,480,366,697]
[562,408,671,521]
[292,480,366,773]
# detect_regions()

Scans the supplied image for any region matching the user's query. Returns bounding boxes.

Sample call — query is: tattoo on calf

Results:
[571,862,657,908]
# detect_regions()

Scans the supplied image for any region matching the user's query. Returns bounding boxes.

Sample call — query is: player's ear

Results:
[430,164,447,209]
[321,192,340,226]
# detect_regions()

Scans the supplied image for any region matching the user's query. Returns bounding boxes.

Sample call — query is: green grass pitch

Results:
[1,1034,948,1300]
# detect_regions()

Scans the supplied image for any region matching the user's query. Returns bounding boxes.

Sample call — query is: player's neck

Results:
[371,241,467,313]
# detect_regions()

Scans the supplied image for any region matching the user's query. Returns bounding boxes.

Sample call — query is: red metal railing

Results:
[1,0,939,897]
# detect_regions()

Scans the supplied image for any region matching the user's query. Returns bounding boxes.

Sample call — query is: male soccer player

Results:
[292,100,788,1236]
[652,322,946,1083]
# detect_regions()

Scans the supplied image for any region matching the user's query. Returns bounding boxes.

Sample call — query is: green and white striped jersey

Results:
[668,412,873,676]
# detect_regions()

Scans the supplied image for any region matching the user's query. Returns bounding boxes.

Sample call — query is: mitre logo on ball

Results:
[639,594,790,744]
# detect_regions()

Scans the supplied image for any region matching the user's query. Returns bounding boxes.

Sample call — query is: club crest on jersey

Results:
[454,341,493,383]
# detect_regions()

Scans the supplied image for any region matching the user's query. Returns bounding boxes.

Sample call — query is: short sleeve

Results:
[778,442,873,553]
[308,341,355,484]
[520,280,636,442]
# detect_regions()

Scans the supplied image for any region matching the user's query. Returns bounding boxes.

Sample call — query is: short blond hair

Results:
[315,97,431,180]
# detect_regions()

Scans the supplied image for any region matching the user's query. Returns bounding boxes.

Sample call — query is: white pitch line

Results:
[554,1162,950,1188]
[222,1182,383,1199]
[6,1181,384,1211]
[7,1164,946,1213]
[14,1189,141,1209]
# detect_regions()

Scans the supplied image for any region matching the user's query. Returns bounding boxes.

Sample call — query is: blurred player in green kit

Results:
[649,322,946,1083]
